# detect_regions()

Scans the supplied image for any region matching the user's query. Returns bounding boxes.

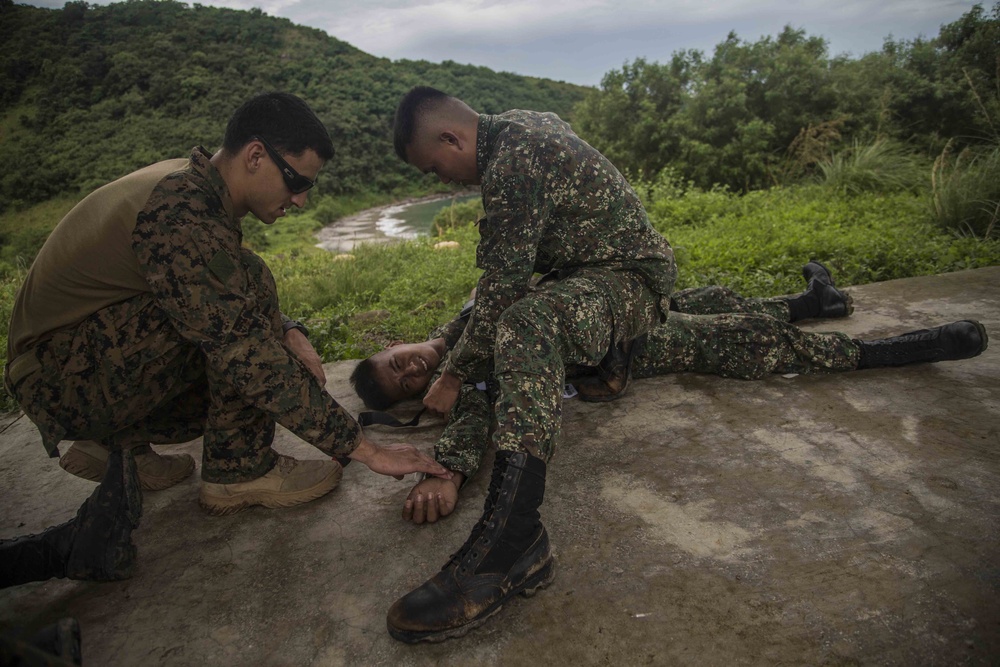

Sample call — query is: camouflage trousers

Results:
[7,252,282,484]
[491,268,664,462]
[671,285,791,321]
[633,312,860,380]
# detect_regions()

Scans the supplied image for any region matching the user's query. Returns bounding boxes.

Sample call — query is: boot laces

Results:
[446,453,518,569]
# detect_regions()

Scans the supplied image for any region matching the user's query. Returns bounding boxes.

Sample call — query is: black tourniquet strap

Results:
[358,408,427,428]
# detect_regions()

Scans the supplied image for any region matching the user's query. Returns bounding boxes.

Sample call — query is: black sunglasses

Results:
[254,135,315,194]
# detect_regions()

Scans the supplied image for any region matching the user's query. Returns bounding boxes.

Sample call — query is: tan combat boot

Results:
[60,440,195,491]
[199,454,343,516]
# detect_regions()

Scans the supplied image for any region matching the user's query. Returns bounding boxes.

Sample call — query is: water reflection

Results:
[315,193,478,254]
[378,195,478,238]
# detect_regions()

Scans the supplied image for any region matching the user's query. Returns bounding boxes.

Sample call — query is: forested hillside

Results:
[0,0,588,212]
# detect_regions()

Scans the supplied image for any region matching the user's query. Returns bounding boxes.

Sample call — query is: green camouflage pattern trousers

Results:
[633,312,859,380]
[434,290,858,478]
[670,285,790,321]
[9,252,287,483]
[489,267,662,461]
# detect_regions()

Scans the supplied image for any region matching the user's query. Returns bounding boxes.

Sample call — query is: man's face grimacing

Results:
[369,340,445,404]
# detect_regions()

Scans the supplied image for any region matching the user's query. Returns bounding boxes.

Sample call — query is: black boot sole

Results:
[387,556,556,644]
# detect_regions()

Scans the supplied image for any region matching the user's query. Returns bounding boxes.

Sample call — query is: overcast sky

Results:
[25,0,984,86]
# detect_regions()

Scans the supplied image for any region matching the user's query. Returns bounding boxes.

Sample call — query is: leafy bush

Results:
[265,224,481,360]
[649,184,1000,295]
[431,198,484,236]
[634,169,734,227]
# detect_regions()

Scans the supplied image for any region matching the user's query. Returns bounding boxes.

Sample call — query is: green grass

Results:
[932,142,1000,239]
[648,184,1000,296]
[816,140,928,196]
[3,181,999,415]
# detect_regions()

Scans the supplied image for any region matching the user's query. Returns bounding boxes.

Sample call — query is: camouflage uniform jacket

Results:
[442,110,676,382]
[10,148,362,456]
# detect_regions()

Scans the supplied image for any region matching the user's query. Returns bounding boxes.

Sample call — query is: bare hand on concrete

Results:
[349,436,452,481]
[402,473,465,524]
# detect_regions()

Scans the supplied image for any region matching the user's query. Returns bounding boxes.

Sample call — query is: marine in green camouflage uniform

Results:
[387,87,674,641]
[386,90,986,645]
[423,109,677,462]
[5,146,362,477]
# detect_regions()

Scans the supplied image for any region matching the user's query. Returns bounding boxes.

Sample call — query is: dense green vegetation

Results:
[575,4,1000,194]
[262,182,999,373]
[1,1,999,414]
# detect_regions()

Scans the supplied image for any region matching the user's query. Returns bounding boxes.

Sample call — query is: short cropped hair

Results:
[392,86,451,163]
[350,357,394,410]
[224,92,334,160]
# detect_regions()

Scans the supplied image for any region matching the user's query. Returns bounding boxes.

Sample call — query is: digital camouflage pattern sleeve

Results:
[443,110,676,382]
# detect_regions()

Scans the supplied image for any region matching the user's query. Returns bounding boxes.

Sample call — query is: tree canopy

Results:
[575,3,1000,191]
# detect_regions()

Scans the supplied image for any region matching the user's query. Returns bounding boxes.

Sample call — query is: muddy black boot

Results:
[386,450,554,643]
[784,260,853,321]
[0,448,142,588]
[856,320,988,368]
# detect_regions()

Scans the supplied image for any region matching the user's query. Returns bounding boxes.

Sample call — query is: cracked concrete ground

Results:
[1,266,998,666]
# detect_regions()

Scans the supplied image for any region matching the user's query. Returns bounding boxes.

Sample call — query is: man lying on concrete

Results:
[1,92,448,590]
[350,261,987,526]
[353,260,853,410]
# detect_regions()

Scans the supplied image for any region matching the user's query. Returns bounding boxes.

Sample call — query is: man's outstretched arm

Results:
[402,383,492,523]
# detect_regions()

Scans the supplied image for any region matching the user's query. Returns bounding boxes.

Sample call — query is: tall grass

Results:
[816,139,927,195]
[931,140,1000,239]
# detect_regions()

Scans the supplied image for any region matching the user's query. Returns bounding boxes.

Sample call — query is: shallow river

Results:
[314,193,477,254]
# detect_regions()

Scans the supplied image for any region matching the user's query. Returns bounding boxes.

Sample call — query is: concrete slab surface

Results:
[1,266,998,666]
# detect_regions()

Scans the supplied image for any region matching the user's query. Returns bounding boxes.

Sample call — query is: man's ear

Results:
[439,130,463,150]
[244,139,265,174]
[387,340,405,348]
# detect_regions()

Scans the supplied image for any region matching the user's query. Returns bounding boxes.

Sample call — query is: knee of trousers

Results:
[494,301,564,377]
[705,314,775,380]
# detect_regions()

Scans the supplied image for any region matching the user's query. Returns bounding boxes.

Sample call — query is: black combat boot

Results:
[784,259,853,321]
[386,450,554,643]
[0,448,142,589]
[856,320,988,369]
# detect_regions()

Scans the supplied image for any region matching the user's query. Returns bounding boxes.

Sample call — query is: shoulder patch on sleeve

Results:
[207,250,237,284]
